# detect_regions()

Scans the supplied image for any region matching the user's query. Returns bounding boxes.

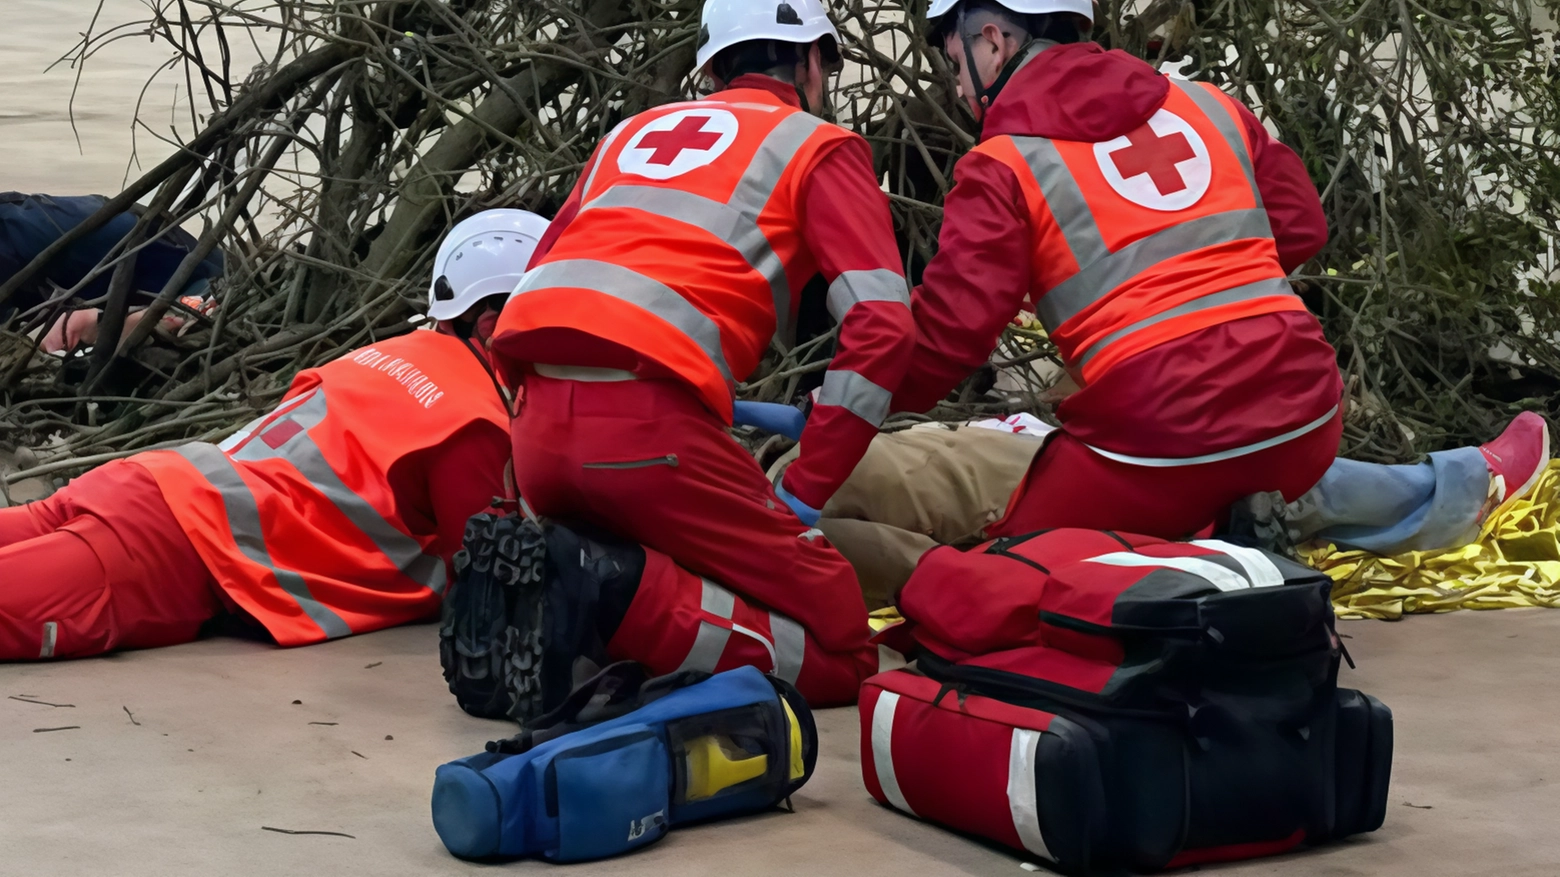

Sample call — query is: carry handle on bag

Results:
[1033,536,1337,655]
[431,664,817,863]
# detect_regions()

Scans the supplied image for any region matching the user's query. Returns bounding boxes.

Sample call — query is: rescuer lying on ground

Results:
[0,210,544,659]
[488,0,914,713]
[883,0,1351,540]
[768,411,1551,605]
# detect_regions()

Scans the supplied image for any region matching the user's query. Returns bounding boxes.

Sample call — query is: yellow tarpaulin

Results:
[1303,460,1560,619]
[868,607,904,633]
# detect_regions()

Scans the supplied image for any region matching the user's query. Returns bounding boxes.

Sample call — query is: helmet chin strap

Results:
[956,2,1038,111]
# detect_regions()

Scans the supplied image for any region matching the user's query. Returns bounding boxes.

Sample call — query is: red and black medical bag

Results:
[862,530,1393,873]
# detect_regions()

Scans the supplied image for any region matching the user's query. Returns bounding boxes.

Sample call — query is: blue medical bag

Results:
[432,663,816,862]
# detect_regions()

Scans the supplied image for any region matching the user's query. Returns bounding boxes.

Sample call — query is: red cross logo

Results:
[636,114,724,166]
[618,108,740,180]
[1109,125,1199,195]
[1092,110,1211,211]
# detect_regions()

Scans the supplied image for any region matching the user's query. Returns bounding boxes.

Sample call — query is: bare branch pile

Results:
[1,0,1557,486]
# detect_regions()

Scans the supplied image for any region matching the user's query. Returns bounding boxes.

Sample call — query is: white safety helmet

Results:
[695,0,842,73]
[427,209,549,321]
[926,0,1095,25]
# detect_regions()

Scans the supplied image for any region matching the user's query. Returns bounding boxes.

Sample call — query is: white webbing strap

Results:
[870,692,915,815]
[1083,551,1253,593]
[1008,728,1055,862]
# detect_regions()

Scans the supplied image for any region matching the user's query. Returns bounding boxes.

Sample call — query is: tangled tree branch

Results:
[2,0,1557,484]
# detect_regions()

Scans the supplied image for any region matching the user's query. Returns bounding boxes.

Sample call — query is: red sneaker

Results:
[1479,411,1551,510]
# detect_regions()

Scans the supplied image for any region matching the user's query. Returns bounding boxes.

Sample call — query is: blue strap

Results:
[732,401,807,441]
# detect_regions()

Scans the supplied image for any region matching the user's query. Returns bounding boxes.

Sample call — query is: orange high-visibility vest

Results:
[973,78,1305,385]
[136,331,509,646]
[496,89,883,421]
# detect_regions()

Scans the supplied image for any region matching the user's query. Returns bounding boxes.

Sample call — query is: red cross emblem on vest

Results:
[638,115,724,165]
[618,108,740,181]
[1110,127,1199,195]
[1093,109,1212,212]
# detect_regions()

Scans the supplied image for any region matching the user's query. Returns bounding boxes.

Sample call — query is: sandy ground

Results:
[4,609,1559,876]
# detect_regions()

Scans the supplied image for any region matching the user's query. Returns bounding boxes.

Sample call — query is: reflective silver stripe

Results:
[769,612,806,684]
[817,369,892,427]
[1084,551,1253,593]
[582,119,630,198]
[515,259,737,392]
[676,578,736,674]
[1170,79,1263,207]
[1083,403,1339,469]
[1192,539,1286,588]
[218,392,311,453]
[1072,276,1295,368]
[870,691,915,815]
[581,108,826,347]
[1008,728,1054,861]
[174,442,354,639]
[727,111,827,344]
[825,269,910,323]
[229,392,447,595]
[1009,136,1110,269]
[39,622,57,659]
[1041,209,1277,332]
[583,185,791,342]
[730,623,778,669]
[728,110,826,221]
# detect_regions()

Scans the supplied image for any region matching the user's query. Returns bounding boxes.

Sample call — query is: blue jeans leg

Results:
[1286,447,1490,554]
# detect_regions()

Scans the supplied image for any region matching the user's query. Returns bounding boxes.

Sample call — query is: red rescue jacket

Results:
[895,42,1343,463]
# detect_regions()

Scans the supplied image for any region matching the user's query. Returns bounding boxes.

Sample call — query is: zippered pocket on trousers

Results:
[583,454,680,470]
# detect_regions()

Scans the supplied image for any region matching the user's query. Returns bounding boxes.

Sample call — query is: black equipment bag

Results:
[867,534,1393,873]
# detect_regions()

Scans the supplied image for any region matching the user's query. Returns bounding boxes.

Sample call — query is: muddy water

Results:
[0,0,264,195]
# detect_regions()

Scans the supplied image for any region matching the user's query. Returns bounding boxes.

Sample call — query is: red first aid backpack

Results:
[862,530,1393,872]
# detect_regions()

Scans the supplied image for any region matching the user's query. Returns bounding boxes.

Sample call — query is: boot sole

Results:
[491,517,548,725]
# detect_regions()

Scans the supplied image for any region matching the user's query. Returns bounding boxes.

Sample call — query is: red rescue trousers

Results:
[0,460,225,660]
[511,375,877,706]
[990,408,1345,539]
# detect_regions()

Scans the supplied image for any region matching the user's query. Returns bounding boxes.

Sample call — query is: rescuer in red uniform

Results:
[491,0,915,709]
[895,0,1345,539]
[0,210,540,659]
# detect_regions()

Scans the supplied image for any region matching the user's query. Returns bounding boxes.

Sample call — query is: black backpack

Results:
[875,533,1393,872]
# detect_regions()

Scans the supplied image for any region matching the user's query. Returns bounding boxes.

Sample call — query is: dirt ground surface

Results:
[3,608,1558,877]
